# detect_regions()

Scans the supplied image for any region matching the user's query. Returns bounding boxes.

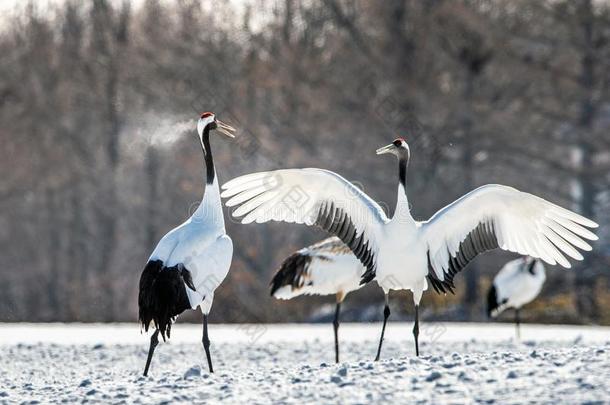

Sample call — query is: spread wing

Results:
[221,169,389,283]
[420,184,598,294]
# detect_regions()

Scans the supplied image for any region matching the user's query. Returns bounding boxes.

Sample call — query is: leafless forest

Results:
[0,0,608,324]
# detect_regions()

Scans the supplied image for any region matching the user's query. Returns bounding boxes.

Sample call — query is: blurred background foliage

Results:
[0,0,608,324]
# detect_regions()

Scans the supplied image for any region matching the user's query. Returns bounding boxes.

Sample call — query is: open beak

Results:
[376,143,395,155]
[216,119,236,138]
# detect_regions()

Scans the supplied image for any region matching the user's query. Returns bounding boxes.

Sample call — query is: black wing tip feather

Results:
[269,252,312,296]
[314,200,377,283]
[427,220,499,296]
[138,260,193,341]
[359,268,376,285]
[426,274,455,295]
[426,251,456,295]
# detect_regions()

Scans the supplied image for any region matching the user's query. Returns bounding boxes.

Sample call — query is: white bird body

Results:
[148,179,233,313]
[307,252,362,296]
[271,237,364,300]
[146,161,232,310]
[185,235,233,313]
[222,138,597,358]
[489,257,546,317]
[273,245,365,300]
[375,207,428,303]
[138,112,236,376]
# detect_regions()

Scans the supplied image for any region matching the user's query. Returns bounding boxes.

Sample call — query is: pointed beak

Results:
[376,143,395,155]
[216,119,236,138]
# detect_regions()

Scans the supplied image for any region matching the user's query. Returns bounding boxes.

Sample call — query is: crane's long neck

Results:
[393,152,414,223]
[193,127,224,229]
[201,127,216,185]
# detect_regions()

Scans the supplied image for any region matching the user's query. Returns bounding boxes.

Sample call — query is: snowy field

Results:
[1,322,609,404]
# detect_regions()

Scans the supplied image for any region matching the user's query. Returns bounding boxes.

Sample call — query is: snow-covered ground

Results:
[1,322,608,404]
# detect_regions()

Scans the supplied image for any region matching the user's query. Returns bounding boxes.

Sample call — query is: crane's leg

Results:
[375,293,390,361]
[413,304,420,357]
[515,308,521,341]
[202,314,214,373]
[143,329,159,376]
[333,301,341,363]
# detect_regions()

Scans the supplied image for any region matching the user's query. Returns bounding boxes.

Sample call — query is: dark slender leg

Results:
[333,301,341,363]
[413,305,420,357]
[375,294,390,361]
[202,314,214,373]
[515,308,521,341]
[143,329,159,376]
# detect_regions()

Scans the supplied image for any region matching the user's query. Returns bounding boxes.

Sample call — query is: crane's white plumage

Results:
[421,184,596,291]
[221,138,597,358]
[488,257,546,317]
[138,112,235,376]
[223,168,388,281]
[270,237,364,300]
[223,168,387,232]
[224,176,597,298]
[147,185,233,314]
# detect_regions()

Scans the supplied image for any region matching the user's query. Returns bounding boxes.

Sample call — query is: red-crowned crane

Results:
[270,237,365,363]
[487,256,546,339]
[138,112,236,376]
[221,137,598,360]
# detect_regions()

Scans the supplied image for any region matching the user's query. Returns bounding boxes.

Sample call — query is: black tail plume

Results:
[486,284,498,318]
[138,260,193,340]
[270,252,312,296]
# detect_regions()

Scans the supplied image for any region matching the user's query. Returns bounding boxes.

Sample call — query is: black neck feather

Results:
[201,126,215,185]
[398,153,409,190]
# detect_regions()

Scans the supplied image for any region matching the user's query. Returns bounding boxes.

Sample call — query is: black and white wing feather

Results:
[420,185,598,294]
[270,237,357,298]
[221,169,389,283]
